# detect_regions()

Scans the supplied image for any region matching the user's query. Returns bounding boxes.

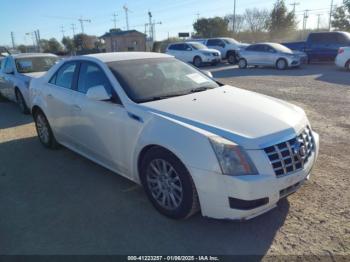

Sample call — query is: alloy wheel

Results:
[146,158,183,210]
[36,114,50,144]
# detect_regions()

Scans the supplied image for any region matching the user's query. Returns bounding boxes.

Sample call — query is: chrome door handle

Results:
[72,105,81,111]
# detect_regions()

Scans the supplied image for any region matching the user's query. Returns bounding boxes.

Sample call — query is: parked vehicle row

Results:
[0,53,58,113]
[22,52,319,221]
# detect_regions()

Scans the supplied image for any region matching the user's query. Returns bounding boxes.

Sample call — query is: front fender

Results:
[131,113,221,183]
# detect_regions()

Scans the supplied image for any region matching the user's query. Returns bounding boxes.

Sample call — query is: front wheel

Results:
[227,52,237,64]
[140,147,199,219]
[276,59,288,70]
[15,90,29,114]
[34,110,59,149]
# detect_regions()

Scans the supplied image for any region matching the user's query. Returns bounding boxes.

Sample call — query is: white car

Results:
[0,53,58,113]
[166,42,221,67]
[30,52,319,220]
[195,37,249,64]
[335,47,350,70]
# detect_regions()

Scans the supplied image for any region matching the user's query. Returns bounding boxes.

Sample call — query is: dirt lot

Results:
[0,63,349,257]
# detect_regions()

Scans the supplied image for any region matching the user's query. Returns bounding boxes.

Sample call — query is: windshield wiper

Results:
[190,86,212,93]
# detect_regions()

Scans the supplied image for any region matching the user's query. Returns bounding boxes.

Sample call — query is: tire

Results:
[140,147,199,219]
[276,58,288,70]
[15,89,29,114]
[238,58,247,69]
[34,110,59,149]
[346,60,350,71]
[227,51,237,64]
[193,56,202,67]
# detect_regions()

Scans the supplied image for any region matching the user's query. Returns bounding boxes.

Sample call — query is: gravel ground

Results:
[0,63,349,258]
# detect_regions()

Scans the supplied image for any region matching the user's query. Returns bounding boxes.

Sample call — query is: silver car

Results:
[0,53,58,113]
[237,43,301,70]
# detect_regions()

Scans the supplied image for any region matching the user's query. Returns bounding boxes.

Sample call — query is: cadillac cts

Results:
[29,52,319,220]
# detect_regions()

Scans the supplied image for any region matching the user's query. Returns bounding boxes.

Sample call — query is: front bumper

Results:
[202,56,221,63]
[190,132,319,220]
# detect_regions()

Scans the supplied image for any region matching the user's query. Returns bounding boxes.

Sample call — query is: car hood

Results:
[142,86,308,149]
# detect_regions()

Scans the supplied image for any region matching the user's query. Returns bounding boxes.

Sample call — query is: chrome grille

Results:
[264,126,315,177]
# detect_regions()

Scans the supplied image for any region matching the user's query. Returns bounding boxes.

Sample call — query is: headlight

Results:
[209,136,258,176]
[201,52,211,56]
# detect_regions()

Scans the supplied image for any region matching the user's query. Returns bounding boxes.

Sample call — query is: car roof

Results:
[11,53,58,59]
[84,52,172,63]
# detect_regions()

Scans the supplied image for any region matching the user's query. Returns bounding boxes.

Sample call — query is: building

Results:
[101,29,147,52]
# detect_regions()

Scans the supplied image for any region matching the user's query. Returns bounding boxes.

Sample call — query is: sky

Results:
[0,0,344,46]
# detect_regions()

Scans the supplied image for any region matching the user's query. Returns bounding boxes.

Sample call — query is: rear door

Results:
[45,61,79,144]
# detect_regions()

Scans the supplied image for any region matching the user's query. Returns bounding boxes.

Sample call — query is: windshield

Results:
[189,42,208,50]
[270,43,292,53]
[108,58,219,103]
[15,56,58,73]
[223,38,239,44]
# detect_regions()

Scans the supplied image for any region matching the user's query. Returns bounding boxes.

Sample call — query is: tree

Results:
[244,8,270,33]
[193,17,230,38]
[17,45,27,53]
[73,33,97,50]
[39,38,62,53]
[62,36,75,53]
[268,0,297,39]
[332,1,350,31]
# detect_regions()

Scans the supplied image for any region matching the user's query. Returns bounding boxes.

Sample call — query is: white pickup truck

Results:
[192,38,249,64]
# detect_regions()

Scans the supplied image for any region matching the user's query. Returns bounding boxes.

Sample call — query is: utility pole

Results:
[36,29,41,52]
[112,12,117,29]
[316,14,322,30]
[123,5,130,30]
[71,24,76,37]
[232,0,236,33]
[78,17,91,34]
[196,12,200,20]
[148,11,153,41]
[329,0,334,31]
[10,32,15,49]
[290,2,300,13]
[60,25,65,38]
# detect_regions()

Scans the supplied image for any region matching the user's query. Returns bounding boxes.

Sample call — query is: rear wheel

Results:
[227,52,237,64]
[140,147,199,219]
[346,60,350,71]
[238,58,247,69]
[276,58,287,70]
[15,89,29,114]
[193,56,202,67]
[34,110,59,149]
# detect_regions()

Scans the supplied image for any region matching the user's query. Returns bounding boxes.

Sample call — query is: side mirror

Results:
[202,70,213,78]
[220,43,226,48]
[186,47,192,51]
[5,68,14,74]
[86,85,111,101]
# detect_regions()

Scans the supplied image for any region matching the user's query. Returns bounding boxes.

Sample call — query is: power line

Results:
[78,17,91,34]
[290,2,300,14]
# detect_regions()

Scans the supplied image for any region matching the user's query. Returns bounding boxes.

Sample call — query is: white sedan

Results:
[335,47,350,70]
[30,52,319,220]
